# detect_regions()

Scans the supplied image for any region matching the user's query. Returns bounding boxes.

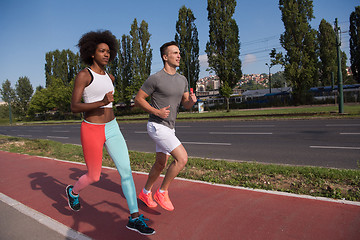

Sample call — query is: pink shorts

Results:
[147,121,181,155]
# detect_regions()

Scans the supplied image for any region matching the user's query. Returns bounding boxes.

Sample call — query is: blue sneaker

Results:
[126,214,155,235]
[66,185,80,211]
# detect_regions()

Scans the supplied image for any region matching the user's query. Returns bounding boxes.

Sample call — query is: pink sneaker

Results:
[153,189,174,211]
[138,190,157,208]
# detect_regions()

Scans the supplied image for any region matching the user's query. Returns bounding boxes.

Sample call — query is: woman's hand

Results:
[102,91,114,106]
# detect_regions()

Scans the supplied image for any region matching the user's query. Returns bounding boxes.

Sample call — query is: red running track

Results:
[0,151,359,240]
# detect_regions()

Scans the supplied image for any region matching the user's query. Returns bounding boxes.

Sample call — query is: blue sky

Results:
[0,0,357,94]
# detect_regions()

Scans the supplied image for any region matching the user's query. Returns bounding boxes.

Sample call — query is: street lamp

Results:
[265,63,272,94]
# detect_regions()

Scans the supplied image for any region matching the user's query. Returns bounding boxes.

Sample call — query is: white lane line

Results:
[52,131,70,133]
[224,125,275,128]
[310,146,360,150]
[326,124,360,127]
[46,136,69,139]
[210,132,273,135]
[134,131,231,145]
[340,133,360,135]
[182,141,231,146]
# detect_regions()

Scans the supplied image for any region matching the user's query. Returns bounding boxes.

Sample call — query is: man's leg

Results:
[144,152,170,191]
[160,144,188,191]
[152,144,188,211]
[139,152,169,208]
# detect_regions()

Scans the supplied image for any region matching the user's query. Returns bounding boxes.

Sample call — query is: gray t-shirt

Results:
[141,69,188,129]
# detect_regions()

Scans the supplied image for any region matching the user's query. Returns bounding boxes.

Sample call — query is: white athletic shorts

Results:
[147,121,181,155]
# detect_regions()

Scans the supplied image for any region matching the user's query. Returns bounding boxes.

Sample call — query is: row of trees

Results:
[1,1,360,120]
[0,77,33,119]
[1,0,242,118]
[271,1,359,104]
[350,6,360,85]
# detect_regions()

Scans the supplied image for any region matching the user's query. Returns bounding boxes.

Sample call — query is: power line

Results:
[241,44,282,56]
[241,35,280,46]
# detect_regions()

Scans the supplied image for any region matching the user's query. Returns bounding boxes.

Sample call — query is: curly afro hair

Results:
[77,30,118,65]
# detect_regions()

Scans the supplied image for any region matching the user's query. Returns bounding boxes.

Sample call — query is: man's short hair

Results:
[160,41,178,63]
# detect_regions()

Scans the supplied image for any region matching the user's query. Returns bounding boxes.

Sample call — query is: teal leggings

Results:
[73,118,138,214]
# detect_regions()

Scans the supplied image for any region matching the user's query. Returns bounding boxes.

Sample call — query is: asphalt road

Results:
[1,118,359,169]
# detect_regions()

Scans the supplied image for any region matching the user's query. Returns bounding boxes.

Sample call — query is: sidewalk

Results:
[0,150,359,240]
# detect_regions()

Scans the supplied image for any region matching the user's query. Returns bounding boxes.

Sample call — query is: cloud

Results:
[198,54,209,68]
[198,54,211,77]
[243,54,257,66]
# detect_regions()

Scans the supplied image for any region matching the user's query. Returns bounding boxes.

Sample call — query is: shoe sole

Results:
[139,194,158,208]
[126,226,156,235]
[66,185,80,212]
[153,194,174,211]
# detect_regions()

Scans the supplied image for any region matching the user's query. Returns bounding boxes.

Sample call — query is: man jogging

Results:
[135,41,197,211]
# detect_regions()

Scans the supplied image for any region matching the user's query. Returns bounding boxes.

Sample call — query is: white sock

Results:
[143,188,150,194]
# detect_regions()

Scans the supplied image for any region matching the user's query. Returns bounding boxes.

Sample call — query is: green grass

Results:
[115,104,360,122]
[1,104,359,125]
[178,104,360,118]
[1,135,359,202]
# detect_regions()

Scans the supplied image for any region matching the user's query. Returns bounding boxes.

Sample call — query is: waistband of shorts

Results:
[83,118,117,126]
[148,121,174,129]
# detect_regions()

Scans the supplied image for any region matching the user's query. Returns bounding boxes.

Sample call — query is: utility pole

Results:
[265,63,272,94]
[335,18,344,114]
[8,101,12,125]
[331,72,336,105]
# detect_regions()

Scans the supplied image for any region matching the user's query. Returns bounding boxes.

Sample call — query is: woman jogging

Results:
[66,30,155,235]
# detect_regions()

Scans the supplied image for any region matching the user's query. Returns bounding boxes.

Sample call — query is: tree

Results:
[14,76,33,117]
[126,19,152,104]
[349,6,360,83]
[0,79,16,122]
[341,51,352,84]
[318,19,337,86]
[45,49,81,87]
[47,77,72,114]
[271,0,318,105]
[0,80,16,104]
[0,104,9,118]
[272,71,286,88]
[175,6,200,91]
[107,40,121,102]
[206,0,242,90]
[28,87,51,117]
[241,80,266,90]
[220,81,232,112]
[116,35,132,104]
[28,77,72,118]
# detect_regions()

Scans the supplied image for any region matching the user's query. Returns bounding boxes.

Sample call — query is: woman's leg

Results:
[73,121,105,194]
[105,120,138,214]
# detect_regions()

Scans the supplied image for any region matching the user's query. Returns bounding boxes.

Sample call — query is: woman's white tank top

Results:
[82,68,114,108]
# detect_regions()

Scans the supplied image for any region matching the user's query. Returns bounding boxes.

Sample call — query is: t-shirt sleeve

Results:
[141,76,156,95]
[184,77,188,93]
